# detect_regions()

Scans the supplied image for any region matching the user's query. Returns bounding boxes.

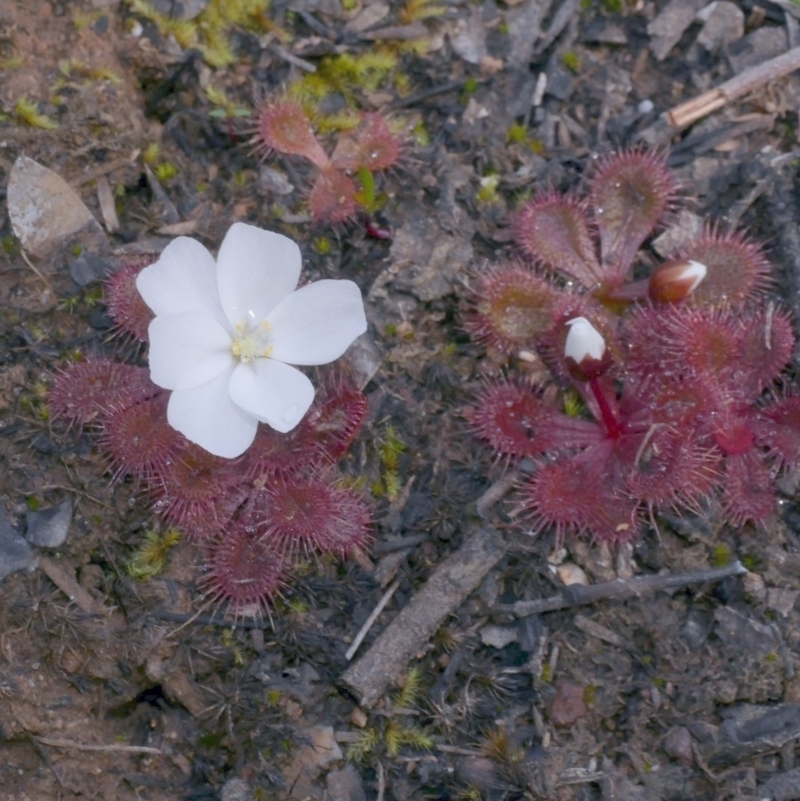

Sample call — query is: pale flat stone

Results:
[480,624,518,649]
[283,725,342,790]
[8,156,101,258]
[697,1,744,52]
[647,0,706,61]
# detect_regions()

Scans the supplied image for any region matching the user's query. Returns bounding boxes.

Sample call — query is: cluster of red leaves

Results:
[49,259,370,619]
[466,150,800,542]
[253,100,403,225]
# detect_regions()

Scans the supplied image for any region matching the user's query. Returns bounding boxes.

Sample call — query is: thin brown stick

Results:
[68,150,140,187]
[502,560,746,618]
[20,247,54,293]
[667,46,800,129]
[35,737,162,755]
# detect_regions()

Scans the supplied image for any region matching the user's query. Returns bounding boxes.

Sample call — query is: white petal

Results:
[216,223,301,329]
[685,260,707,293]
[167,368,258,458]
[565,317,606,361]
[266,280,367,366]
[228,359,314,433]
[136,236,228,324]
[148,310,235,391]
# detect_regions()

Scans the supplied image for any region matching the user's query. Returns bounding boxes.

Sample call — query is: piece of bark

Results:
[341,526,505,707]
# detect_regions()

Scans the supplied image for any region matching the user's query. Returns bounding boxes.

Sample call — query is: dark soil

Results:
[3,1,800,800]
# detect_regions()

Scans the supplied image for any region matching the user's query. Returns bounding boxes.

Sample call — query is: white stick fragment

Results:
[345,578,402,661]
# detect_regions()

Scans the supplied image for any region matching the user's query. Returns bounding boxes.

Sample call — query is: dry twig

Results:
[35,737,162,755]
[501,561,747,618]
[666,46,800,129]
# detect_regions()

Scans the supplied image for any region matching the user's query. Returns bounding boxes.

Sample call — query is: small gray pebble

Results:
[220,777,253,801]
[71,254,113,286]
[0,510,36,580]
[26,498,73,548]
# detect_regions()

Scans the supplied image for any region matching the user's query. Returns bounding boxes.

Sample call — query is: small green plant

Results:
[12,97,57,130]
[460,77,478,103]
[373,425,406,500]
[711,542,732,568]
[71,9,106,29]
[127,528,181,580]
[206,85,252,121]
[506,122,527,145]
[153,162,179,182]
[480,725,524,766]
[561,51,582,74]
[59,59,122,85]
[399,0,446,24]
[130,0,273,67]
[347,668,434,760]
[475,174,500,205]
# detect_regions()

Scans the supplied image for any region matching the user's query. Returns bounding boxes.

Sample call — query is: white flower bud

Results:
[564,317,606,362]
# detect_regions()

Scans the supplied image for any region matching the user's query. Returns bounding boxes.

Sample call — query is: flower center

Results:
[231,320,273,364]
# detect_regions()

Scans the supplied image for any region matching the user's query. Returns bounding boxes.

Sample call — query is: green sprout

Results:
[127,529,181,580]
[12,97,58,130]
[312,236,332,255]
[562,389,583,418]
[373,425,406,500]
[347,668,434,760]
[206,85,252,120]
[353,167,379,213]
[506,122,527,145]
[153,162,179,182]
[561,50,582,74]
[475,174,500,205]
[399,0,446,24]
[711,542,732,568]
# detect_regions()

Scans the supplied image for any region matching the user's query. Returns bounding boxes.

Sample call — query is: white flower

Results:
[136,223,367,458]
[564,316,606,362]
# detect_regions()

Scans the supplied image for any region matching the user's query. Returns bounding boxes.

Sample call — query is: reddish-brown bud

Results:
[648,259,707,303]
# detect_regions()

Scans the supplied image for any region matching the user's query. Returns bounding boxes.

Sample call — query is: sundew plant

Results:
[253,99,405,225]
[466,150,800,543]
[49,223,371,618]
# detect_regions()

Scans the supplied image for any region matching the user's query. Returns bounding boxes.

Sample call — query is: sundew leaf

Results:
[513,192,602,289]
[590,150,673,283]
